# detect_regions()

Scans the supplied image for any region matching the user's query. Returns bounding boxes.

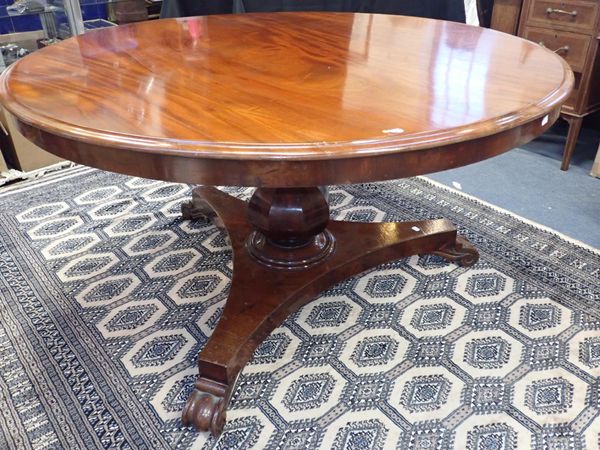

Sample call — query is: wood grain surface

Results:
[0,12,573,186]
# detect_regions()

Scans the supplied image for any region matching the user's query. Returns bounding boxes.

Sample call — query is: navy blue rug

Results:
[0,166,598,449]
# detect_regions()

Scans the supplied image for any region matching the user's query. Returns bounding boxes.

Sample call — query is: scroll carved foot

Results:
[181,187,215,220]
[182,382,226,435]
[432,235,479,267]
[181,187,224,228]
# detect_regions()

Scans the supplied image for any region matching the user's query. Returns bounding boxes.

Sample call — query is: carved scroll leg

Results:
[181,272,293,435]
[181,186,225,228]
[182,378,228,435]
[431,235,479,267]
[179,186,482,436]
[181,187,256,435]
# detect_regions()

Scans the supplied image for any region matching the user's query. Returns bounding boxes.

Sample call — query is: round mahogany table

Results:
[0,13,572,435]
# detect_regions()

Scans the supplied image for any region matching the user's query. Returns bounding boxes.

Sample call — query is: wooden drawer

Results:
[522,26,590,71]
[526,0,599,34]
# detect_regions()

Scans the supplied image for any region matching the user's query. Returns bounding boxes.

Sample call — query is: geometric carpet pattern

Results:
[0,165,599,449]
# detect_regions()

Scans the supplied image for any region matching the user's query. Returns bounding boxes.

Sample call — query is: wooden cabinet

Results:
[526,0,599,32]
[517,0,600,170]
[491,0,524,34]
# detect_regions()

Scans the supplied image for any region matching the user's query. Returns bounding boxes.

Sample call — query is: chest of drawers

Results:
[516,0,600,170]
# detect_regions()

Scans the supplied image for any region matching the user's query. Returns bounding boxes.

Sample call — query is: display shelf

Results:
[83,17,114,30]
[0,0,157,70]
[0,6,60,21]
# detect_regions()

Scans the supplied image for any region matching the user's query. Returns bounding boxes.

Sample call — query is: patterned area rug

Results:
[0,166,599,450]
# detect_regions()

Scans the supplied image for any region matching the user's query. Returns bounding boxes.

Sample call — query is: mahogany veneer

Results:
[0,13,573,436]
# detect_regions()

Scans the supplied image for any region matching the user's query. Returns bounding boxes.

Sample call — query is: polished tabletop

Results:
[0,13,572,157]
[0,13,572,185]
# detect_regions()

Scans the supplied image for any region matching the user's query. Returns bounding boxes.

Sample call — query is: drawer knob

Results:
[538,41,570,54]
[545,7,578,17]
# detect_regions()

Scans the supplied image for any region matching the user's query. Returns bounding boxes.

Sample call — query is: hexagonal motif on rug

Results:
[123,230,178,256]
[104,213,157,237]
[401,298,467,337]
[400,374,451,414]
[88,198,137,220]
[568,330,600,376]
[454,414,532,450]
[465,273,506,298]
[200,230,231,252]
[358,303,400,329]
[350,335,399,368]
[331,418,390,450]
[219,410,275,450]
[577,311,600,330]
[305,301,352,329]
[213,416,268,450]
[390,367,463,421]
[125,177,162,189]
[74,186,122,205]
[75,274,141,307]
[456,269,515,303]
[231,372,276,408]
[168,270,229,305]
[270,367,346,420]
[508,298,572,338]
[355,269,418,304]
[143,249,201,277]
[267,425,323,450]
[159,198,186,218]
[366,275,407,299]
[179,220,216,236]
[342,375,389,410]
[57,252,118,282]
[296,296,359,334]
[525,378,574,415]
[141,183,187,202]
[27,216,83,240]
[196,300,224,338]
[97,299,166,338]
[283,373,335,412]
[16,201,69,222]
[341,329,408,374]
[322,410,401,449]
[513,368,588,425]
[454,330,523,377]
[411,303,455,331]
[253,332,292,365]
[327,189,353,211]
[520,303,561,331]
[123,328,196,376]
[533,424,581,450]
[464,337,511,370]
[41,233,101,260]
[467,423,515,450]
